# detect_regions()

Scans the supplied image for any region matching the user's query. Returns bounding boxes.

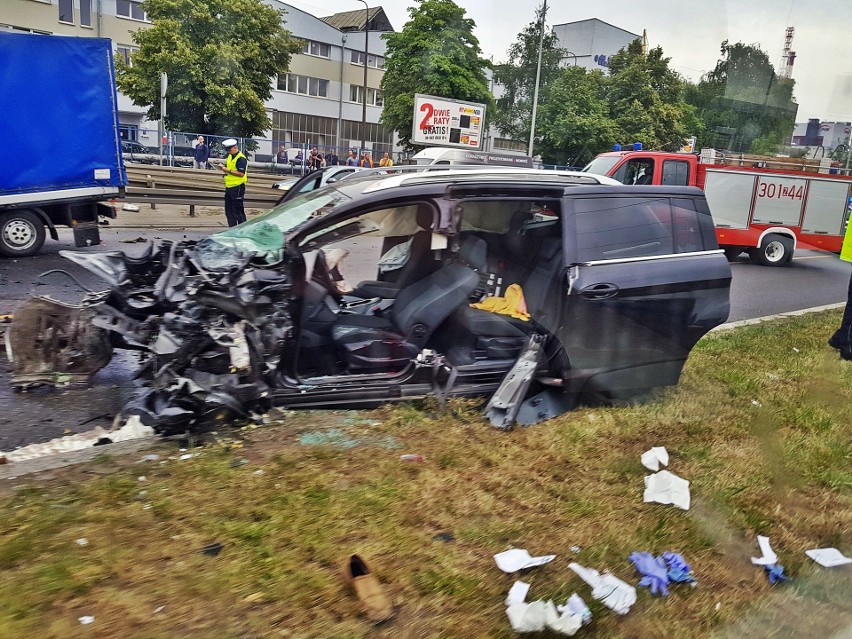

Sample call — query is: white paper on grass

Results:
[506,600,582,636]
[557,594,592,625]
[0,415,154,463]
[494,549,556,573]
[641,446,669,471]
[805,547,852,568]
[750,535,778,566]
[505,581,530,606]
[568,562,636,615]
[643,470,691,510]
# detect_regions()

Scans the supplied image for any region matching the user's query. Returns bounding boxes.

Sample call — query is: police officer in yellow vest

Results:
[829,213,852,359]
[217,138,247,227]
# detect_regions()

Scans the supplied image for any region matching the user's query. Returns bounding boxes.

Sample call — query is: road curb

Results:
[712,302,845,332]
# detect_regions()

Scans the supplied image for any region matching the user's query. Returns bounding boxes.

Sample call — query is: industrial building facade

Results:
[0,0,396,156]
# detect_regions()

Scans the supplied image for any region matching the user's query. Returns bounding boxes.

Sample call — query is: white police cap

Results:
[222,138,238,148]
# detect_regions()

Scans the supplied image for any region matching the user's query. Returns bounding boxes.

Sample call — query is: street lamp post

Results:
[337,34,347,155]
[528,0,547,158]
[356,0,369,156]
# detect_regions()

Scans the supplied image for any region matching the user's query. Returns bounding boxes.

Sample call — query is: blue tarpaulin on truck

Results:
[0,32,126,196]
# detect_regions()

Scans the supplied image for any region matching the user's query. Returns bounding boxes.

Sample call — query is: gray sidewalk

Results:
[111,201,270,229]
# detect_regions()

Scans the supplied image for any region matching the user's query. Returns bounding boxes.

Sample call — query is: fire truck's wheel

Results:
[723,247,743,261]
[0,210,46,258]
[748,234,793,266]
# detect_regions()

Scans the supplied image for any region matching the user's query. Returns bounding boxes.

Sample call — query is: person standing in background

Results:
[193,135,209,169]
[346,150,358,166]
[217,138,247,227]
[829,212,852,360]
[379,152,393,167]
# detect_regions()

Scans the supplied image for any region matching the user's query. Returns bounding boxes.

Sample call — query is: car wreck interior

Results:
[293,198,565,380]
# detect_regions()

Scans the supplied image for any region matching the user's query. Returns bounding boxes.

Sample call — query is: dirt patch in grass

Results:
[0,311,850,638]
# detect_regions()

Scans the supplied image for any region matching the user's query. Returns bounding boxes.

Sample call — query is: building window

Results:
[116,45,138,66]
[116,0,148,22]
[58,0,74,23]
[349,85,383,106]
[350,51,384,69]
[277,73,329,98]
[80,0,92,27]
[302,40,331,58]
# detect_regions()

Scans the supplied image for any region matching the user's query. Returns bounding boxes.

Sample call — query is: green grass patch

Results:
[0,310,850,638]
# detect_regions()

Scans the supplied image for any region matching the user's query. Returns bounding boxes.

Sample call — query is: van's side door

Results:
[560,189,731,398]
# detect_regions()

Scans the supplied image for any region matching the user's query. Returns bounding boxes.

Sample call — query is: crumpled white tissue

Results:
[641,446,669,471]
[494,548,556,573]
[505,599,582,635]
[750,535,778,566]
[643,470,691,510]
[557,593,592,625]
[568,562,636,615]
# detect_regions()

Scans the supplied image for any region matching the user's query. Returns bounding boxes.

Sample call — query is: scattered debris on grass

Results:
[494,549,556,573]
[643,469,691,510]
[805,548,851,568]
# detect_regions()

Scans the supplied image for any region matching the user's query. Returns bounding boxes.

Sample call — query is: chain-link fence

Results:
[120,127,403,174]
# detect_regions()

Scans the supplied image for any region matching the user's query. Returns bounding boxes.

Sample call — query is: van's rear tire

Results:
[748,234,793,266]
[0,210,46,257]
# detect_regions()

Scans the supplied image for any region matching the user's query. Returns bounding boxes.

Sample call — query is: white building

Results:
[552,18,639,71]
[0,0,397,156]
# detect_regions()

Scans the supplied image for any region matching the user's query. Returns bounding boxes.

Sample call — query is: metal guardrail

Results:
[123,164,283,209]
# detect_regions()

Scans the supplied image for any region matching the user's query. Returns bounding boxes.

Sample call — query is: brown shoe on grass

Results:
[343,554,395,623]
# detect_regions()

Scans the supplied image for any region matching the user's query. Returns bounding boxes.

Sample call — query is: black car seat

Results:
[331,236,485,371]
[442,232,565,364]
[350,205,438,299]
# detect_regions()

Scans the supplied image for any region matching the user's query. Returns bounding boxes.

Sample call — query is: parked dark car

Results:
[15,170,731,433]
[121,140,157,163]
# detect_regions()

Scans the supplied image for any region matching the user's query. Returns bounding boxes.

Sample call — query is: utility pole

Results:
[357,0,369,155]
[528,0,547,158]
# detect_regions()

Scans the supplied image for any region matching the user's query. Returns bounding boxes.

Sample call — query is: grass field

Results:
[0,311,850,638]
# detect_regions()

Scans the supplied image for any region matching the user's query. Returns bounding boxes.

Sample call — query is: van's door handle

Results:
[580,283,620,300]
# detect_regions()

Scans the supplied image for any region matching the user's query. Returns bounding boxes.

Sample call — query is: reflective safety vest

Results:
[842,217,852,262]
[224,152,248,188]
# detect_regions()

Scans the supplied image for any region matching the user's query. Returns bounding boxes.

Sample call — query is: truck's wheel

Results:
[748,234,793,266]
[0,210,46,257]
[723,247,743,261]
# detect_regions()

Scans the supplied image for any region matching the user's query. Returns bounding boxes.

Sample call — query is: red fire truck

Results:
[583,149,852,265]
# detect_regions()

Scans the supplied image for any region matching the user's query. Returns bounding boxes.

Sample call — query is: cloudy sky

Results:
[284,0,852,123]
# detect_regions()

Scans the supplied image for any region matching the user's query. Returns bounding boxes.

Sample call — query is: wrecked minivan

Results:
[7,170,731,433]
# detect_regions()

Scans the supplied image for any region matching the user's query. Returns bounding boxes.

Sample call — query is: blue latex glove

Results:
[629,551,670,596]
[764,563,788,585]
[663,551,696,584]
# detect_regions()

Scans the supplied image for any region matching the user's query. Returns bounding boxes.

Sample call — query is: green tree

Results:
[380,0,493,151]
[492,3,564,146]
[117,0,301,138]
[536,67,616,165]
[686,41,797,153]
[606,39,694,151]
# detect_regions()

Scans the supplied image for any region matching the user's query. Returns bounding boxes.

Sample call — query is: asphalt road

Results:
[0,228,848,452]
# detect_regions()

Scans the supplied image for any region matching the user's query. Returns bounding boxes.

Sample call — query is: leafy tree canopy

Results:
[536,67,616,165]
[606,39,693,151]
[117,0,301,138]
[380,0,494,151]
[686,41,797,153]
[492,4,564,145]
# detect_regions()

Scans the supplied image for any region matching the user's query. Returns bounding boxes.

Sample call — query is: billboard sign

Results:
[412,93,486,149]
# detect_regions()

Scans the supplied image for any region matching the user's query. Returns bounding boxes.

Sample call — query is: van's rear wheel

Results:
[748,234,793,266]
[0,210,46,257]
